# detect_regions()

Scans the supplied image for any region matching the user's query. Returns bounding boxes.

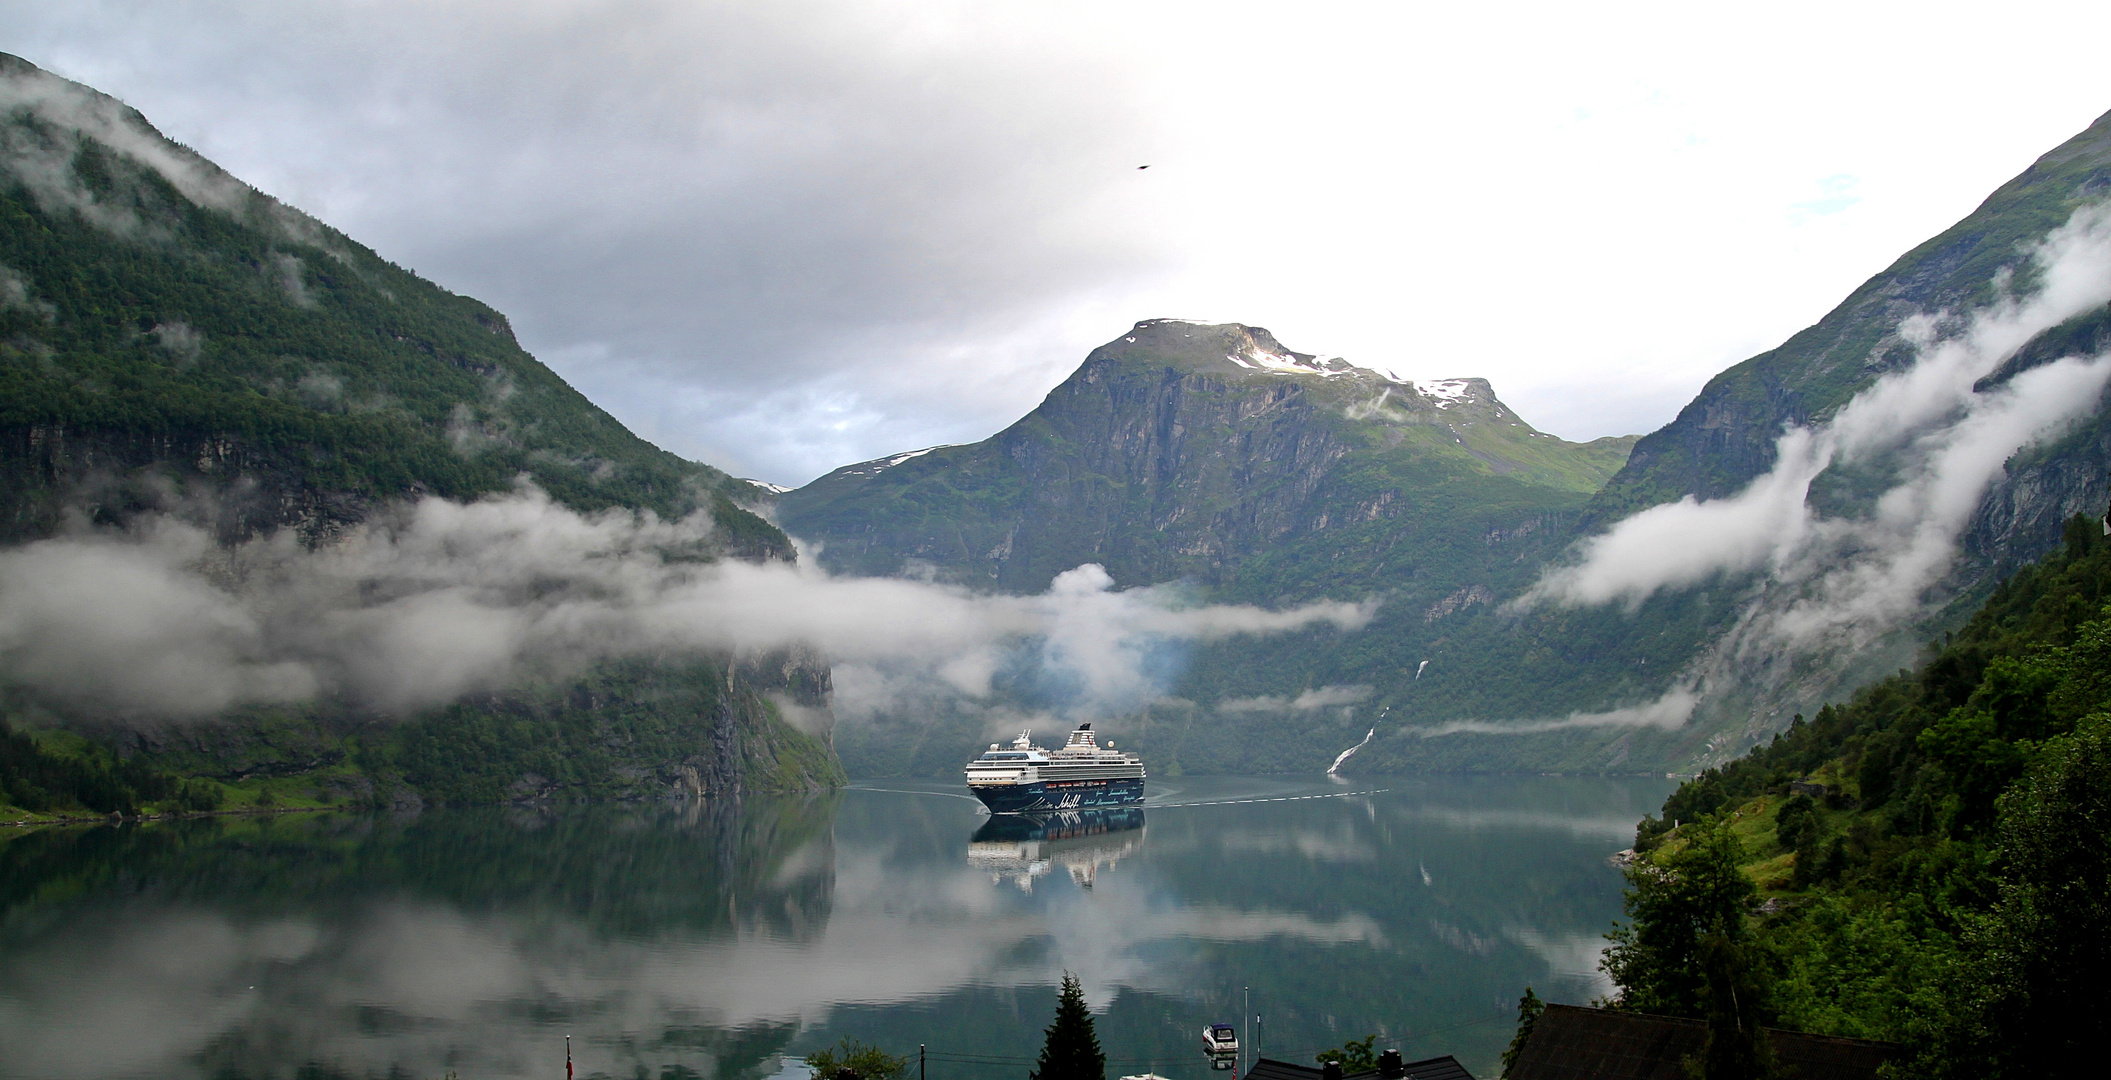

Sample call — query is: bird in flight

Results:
[1137,165,1149,170]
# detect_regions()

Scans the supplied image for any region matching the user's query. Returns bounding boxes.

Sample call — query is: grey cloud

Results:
[0,487,1374,721]
[1411,686,1699,738]
[0,520,321,717]
[5,1,1172,483]
[1217,684,1374,714]
[0,52,328,245]
[0,261,54,318]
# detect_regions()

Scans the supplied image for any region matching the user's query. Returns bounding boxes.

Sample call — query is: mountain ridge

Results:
[777,318,1652,778]
[0,53,842,814]
[780,110,2111,779]
[781,317,1635,593]
[1590,106,2111,529]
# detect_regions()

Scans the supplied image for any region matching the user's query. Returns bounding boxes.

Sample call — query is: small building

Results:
[1246,1050,1475,1080]
[1505,1004,1896,1080]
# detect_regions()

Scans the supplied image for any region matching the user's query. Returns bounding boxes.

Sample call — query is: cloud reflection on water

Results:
[0,775,1666,1080]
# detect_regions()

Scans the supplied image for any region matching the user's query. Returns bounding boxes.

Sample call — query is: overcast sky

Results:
[8,1,2111,486]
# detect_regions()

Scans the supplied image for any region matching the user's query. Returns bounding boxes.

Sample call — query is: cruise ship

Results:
[964,724,1145,813]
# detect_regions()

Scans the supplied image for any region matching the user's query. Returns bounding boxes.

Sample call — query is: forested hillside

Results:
[1597,513,2111,1075]
[0,53,841,816]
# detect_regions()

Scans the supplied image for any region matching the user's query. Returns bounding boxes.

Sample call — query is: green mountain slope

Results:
[0,53,840,812]
[779,319,1663,776]
[784,320,1633,594]
[1592,107,2111,540]
[1490,107,2111,772]
[782,108,2111,780]
[0,52,780,555]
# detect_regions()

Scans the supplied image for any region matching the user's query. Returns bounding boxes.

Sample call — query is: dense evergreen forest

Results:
[1590,514,2111,1076]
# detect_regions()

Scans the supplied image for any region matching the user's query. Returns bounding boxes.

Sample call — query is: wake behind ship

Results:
[965,724,1145,813]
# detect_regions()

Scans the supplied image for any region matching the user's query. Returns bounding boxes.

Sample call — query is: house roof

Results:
[1506,1005,1897,1080]
[1244,1054,1475,1080]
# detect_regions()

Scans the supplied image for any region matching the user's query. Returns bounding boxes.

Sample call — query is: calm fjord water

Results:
[0,775,1670,1080]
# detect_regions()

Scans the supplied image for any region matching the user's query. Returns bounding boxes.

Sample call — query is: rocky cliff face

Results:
[0,53,839,801]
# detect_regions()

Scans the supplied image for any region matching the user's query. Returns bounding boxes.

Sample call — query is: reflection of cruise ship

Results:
[967,807,1146,891]
[964,724,1145,813]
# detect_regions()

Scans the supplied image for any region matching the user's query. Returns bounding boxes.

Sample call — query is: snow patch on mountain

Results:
[837,445,947,478]
[1417,379,1475,408]
[1226,347,1355,378]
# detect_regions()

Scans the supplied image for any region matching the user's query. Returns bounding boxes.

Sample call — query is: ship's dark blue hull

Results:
[972,776,1144,814]
[971,805,1145,844]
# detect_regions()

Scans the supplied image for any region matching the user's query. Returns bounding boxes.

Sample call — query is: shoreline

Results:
[3,803,345,829]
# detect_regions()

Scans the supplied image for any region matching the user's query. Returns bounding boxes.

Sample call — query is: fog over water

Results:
[0,775,1669,1080]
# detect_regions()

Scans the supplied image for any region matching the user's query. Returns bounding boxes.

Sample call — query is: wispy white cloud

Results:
[0,487,1375,720]
[1526,203,2111,656]
[1216,684,1373,714]
[1411,686,1699,738]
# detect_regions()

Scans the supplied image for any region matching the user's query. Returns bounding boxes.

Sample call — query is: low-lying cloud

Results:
[1526,203,2111,664]
[0,487,1376,721]
[1216,684,1373,714]
[1412,686,1699,738]
[0,57,327,246]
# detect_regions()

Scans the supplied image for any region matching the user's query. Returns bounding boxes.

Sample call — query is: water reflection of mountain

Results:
[0,794,841,942]
[967,806,1145,891]
[0,797,840,1080]
[0,777,1674,1080]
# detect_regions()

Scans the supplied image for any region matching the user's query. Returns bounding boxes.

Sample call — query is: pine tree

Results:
[1030,972,1105,1080]
[1499,987,1544,1079]
[1686,927,1774,1080]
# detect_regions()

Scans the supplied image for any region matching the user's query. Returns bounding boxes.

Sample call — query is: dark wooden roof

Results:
[1507,1005,1896,1080]
[1245,1055,1475,1080]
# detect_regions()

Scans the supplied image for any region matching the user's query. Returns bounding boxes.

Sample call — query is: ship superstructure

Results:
[964,723,1145,813]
